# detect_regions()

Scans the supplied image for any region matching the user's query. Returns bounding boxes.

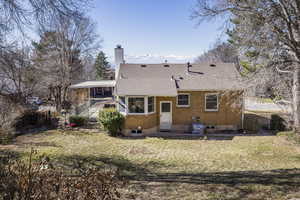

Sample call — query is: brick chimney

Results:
[114,45,125,80]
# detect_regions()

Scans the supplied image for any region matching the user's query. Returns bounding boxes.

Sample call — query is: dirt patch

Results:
[128,146,153,155]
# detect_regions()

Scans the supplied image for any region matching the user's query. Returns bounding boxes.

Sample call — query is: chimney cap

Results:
[116,44,122,49]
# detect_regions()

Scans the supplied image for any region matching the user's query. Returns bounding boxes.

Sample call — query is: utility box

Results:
[192,123,205,135]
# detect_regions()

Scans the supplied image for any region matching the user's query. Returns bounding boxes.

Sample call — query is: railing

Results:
[72,97,115,119]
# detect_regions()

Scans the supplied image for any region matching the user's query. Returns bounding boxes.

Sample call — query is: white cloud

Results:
[123,53,197,64]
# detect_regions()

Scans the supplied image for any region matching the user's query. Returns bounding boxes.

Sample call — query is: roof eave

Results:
[115,92,178,97]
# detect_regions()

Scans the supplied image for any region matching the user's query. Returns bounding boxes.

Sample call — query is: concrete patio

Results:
[124,130,275,140]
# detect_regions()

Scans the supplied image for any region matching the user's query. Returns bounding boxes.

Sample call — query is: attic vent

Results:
[141,64,147,68]
[164,64,170,67]
[210,64,216,67]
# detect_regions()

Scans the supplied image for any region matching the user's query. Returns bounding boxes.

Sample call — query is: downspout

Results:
[242,90,245,130]
[88,88,91,119]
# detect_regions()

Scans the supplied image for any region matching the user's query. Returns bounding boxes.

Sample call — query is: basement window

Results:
[131,129,142,134]
[205,93,219,111]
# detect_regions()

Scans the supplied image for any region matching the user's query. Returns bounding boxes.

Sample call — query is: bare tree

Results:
[33,14,99,112]
[0,45,37,103]
[0,0,90,36]
[0,0,92,132]
[0,45,38,134]
[195,41,238,64]
[82,55,97,80]
[193,0,300,131]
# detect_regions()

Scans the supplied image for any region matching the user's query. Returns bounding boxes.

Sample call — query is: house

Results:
[71,45,244,135]
[69,45,124,108]
[69,80,116,118]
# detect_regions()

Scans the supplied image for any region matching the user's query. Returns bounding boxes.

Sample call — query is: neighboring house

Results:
[71,45,244,135]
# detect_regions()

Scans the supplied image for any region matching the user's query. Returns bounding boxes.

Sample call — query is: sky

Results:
[89,0,224,64]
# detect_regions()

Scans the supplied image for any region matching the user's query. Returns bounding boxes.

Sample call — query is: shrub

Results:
[278,131,300,144]
[0,149,125,200]
[270,114,286,131]
[98,108,125,137]
[13,110,58,131]
[69,115,88,127]
[14,110,39,129]
[0,132,14,145]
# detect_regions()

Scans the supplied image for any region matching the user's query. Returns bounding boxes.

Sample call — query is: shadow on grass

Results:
[127,169,300,199]
[55,154,300,198]
[135,168,300,186]
[52,154,300,187]
[16,141,62,148]
[2,150,300,198]
[52,154,166,177]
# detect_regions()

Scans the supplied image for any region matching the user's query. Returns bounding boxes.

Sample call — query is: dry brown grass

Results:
[1,130,300,199]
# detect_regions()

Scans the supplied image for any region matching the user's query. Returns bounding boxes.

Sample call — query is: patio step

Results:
[149,134,205,139]
[128,133,205,139]
[126,132,243,140]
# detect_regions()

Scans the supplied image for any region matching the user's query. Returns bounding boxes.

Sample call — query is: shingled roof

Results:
[115,63,243,96]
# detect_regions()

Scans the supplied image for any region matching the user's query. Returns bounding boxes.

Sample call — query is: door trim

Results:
[159,101,172,130]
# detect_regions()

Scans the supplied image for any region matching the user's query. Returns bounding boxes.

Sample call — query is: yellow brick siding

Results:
[124,113,157,129]
[124,90,243,130]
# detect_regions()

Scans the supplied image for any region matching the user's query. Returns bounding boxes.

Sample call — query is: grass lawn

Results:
[2,130,300,199]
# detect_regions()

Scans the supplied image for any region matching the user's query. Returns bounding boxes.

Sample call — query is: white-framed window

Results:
[118,96,126,113]
[117,96,156,115]
[205,93,219,111]
[128,97,145,114]
[148,96,155,113]
[177,93,190,107]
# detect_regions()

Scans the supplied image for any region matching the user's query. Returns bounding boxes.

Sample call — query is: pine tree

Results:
[94,51,110,80]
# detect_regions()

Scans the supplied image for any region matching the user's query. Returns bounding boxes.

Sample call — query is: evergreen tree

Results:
[95,51,110,80]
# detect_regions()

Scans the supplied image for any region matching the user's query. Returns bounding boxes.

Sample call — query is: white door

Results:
[160,101,172,130]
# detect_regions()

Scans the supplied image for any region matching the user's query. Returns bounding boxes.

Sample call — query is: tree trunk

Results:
[293,63,300,132]
[50,85,62,113]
